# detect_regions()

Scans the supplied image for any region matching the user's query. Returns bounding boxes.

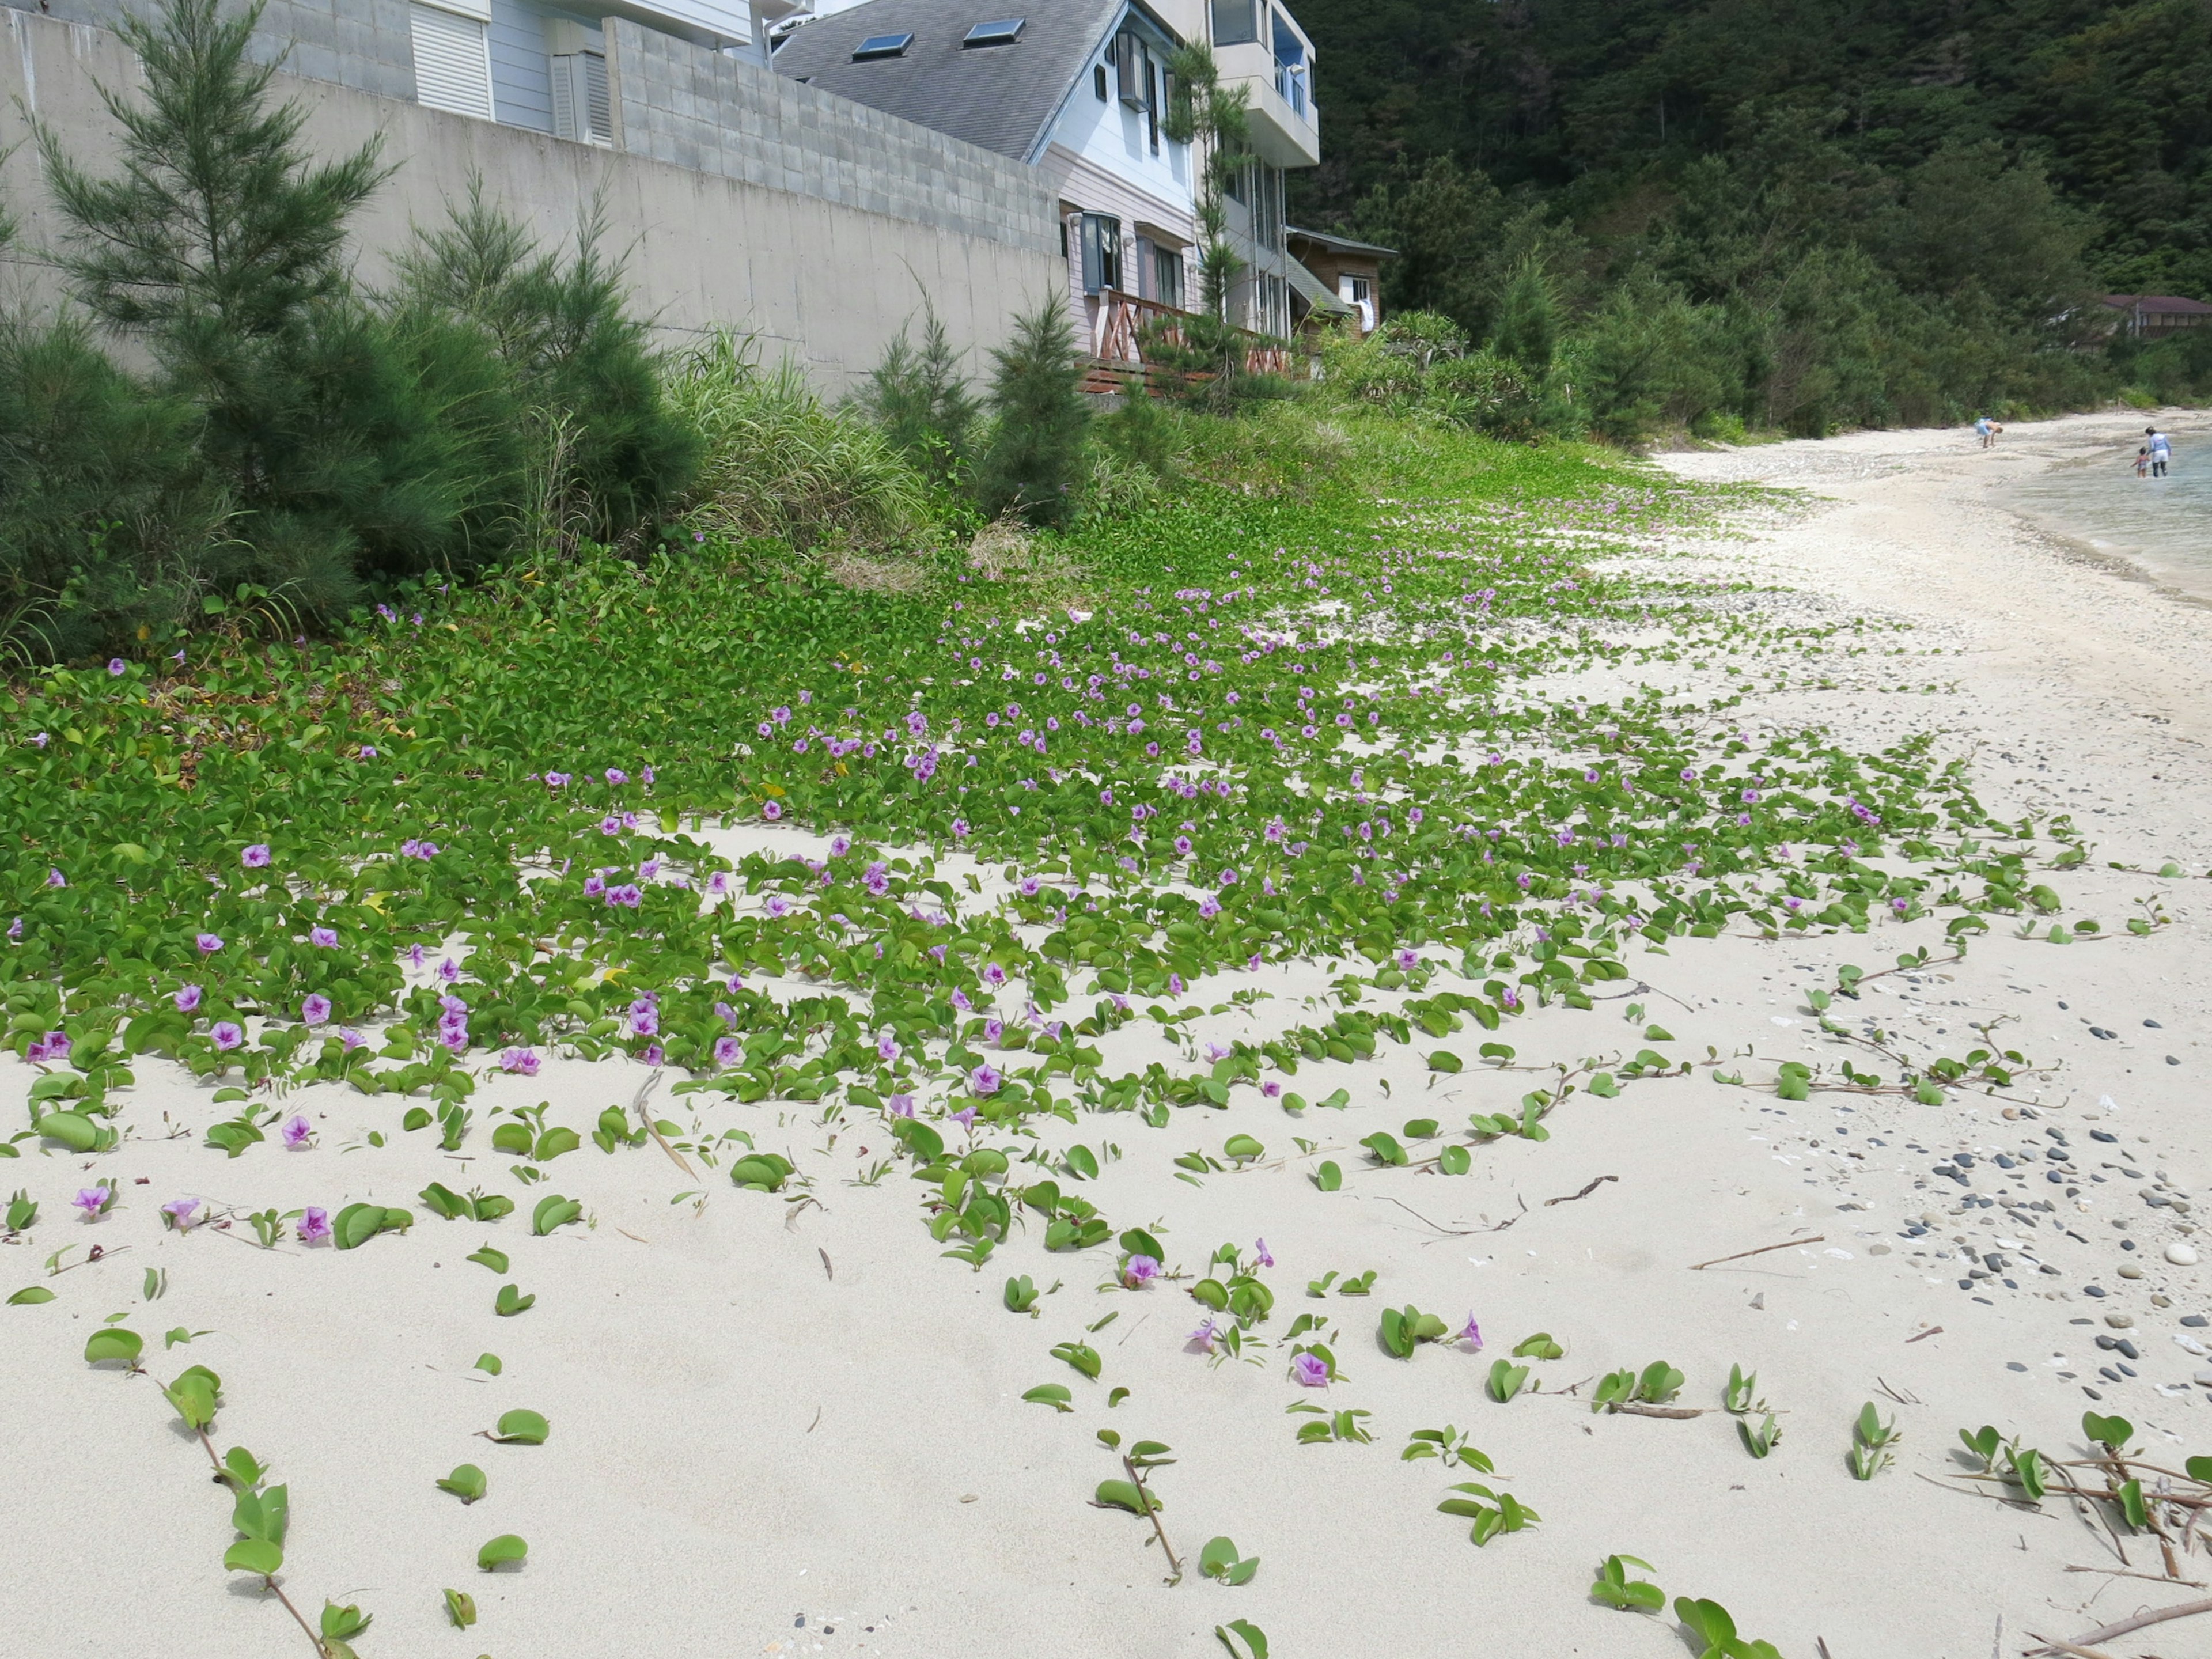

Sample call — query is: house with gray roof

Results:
[774,0,1322,346]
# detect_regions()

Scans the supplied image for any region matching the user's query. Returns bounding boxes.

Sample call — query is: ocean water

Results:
[2002,420,2212,599]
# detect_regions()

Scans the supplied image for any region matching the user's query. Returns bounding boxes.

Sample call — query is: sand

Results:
[5,411,2211,1659]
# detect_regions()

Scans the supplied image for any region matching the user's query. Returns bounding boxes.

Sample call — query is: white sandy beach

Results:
[5,412,2211,1659]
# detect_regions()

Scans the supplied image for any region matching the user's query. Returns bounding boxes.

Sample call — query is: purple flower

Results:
[437,1024,468,1054]
[1397,949,1419,971]
[605,767,628,786]
[1261,1080,1282,1099]
[298,1206,331,1244]
[25,1031,70,1063]
[888,1093,916,1117]
[762,800,783,821]
[1122,1254,1161,1288]
[162,1197,201,1229]
[300,994,332,1026]
[340,1028,368,1052]
[309,926,339,948]
[108,658,127,676]
[438,957,460,983]
[627,1004,660,1039]
[968,1063,1002,1097]
[1291,1353,1331,1387]
[1254,1238,1274,1267]
[983,1018,1005,1044]
[1168,973,1186,997]
[195,932,223,956]
[951,988,972,1013]
[359,745,377,759]
[6,918,18,941]
[952,1105,978,1130]
[281,1115,312,1149]
[981,963,1007,988]
[877,1033,901,1063]
[501,1048,540,1075]
[72,1187,112,1219]
[641,1043,665,1066]
[241,844,271,869]
[210,1021,244,1051]
[712,1035,741,1066]
[950,819,969,840]
[1187,1318,1221,1354]
[1457,1313,1483,1350]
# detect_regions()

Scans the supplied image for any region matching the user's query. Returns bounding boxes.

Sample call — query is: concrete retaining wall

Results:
[0,4,1063,385]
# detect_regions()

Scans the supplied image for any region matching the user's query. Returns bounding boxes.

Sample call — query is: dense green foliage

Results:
[978,295,1093,525]
[1292,0,2212,434]
[7,410,2069,1130]
[2,0,694,661]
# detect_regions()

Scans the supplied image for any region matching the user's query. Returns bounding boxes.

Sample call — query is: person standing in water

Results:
[2135,446,2152,478]
[2146,426,2171,477]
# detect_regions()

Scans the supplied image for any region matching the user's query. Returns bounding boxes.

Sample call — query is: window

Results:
[1339,273,1374,331]
[1210,0,1257,46]
[851,32,914,59]
[1146,58,1159,152]
[1153,245,1185,311]
[963,17,1024,46]
[1078,213,1122,294]
[1094,62,1107,100]
[411,1,493,119]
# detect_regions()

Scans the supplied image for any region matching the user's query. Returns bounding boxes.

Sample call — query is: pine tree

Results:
[37,0,516,603]
[1490,256,1559,374]
[977,294,1089,525]
[855,302,982,488]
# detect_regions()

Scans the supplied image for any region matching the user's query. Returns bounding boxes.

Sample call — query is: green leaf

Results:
[1426,1050,1462,1073]
[1215,1619,1268,1659]
[442,1588,478,1629]
[84,1327,143,1365]
[491,1408,548,1444]
[1118,1228,1164,1260]
[1093,1479,1157,1514]
[466,1245,509,1273]
[1051,1341,1103,1380]
[1022,1383,1074,1411]
[474,1352,502,1376]
[35,1112,101,1152]
[319,1601,369,1642]
[437,1463,487,1503]
[494,1283,536,1316]
[7,1286,55,1305]
[224,1539,283,1575]
[476,1533,528,1571]
[531,1194,582,1235]
[1313,1160,1342,1191]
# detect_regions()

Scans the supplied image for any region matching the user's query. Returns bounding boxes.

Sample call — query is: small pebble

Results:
[2168,1243,2199,1266]
[2196,1369,2212,1388]
[2145,1019,2164,1029]
[2183,1313,2209,1327]
[2118,1264,2144,1279]
[2105,1313,2135,1328]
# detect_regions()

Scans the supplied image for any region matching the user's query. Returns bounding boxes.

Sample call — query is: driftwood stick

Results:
[1690,1235,1821,1271]
[2031,1594,2212,1655]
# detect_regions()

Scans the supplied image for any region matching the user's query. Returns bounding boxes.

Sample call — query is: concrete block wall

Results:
[0,6,1065,388]
[607,21,1058,256]
[5,0,416,99]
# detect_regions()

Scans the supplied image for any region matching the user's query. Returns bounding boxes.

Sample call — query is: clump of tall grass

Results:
[668,332,932,552]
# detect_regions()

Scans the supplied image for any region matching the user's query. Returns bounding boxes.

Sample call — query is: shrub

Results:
[396,190,699,545]
[668,332,931,552]
[978,294,1090,525]
[853,303,981,488]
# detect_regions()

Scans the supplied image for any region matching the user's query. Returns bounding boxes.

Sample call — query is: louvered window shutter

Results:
[411,2,493,120]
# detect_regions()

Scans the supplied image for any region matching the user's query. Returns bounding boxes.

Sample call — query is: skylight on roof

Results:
[963,17,1025,46]
[852,32,914,59]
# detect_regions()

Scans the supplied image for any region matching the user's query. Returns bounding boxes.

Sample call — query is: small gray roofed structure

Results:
[774,0,1138,164]
[1287,226,1398,258]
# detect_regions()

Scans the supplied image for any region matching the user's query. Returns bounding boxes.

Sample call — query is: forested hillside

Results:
[1289,0,2212,433]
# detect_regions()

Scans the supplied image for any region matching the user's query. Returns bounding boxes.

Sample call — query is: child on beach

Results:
[1974,415,1993,448]
[2136,446,2152,478]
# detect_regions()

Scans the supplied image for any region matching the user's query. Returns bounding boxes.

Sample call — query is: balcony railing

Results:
[1084,289,1300,387]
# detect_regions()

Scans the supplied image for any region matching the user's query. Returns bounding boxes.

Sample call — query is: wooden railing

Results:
[1085,288,1302,387]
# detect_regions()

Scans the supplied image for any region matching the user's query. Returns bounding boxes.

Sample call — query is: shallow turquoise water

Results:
[2003,420,2212,599]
